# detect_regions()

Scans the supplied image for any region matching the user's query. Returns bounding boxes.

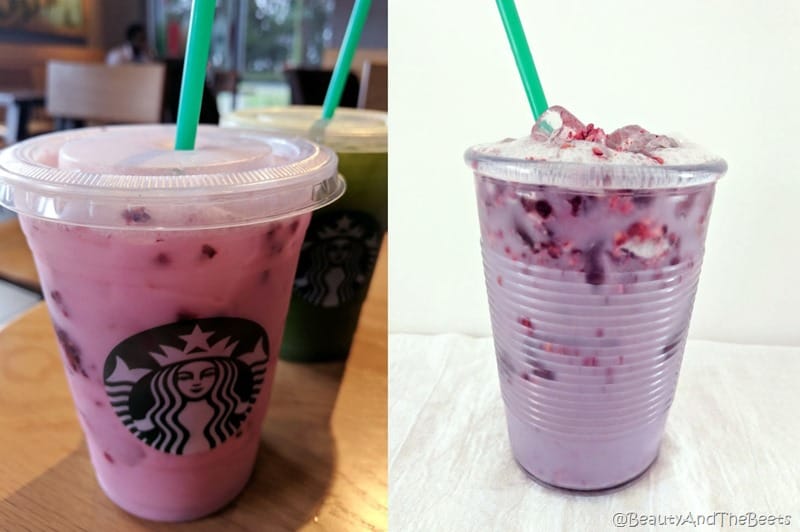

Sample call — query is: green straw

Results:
[174,0,215,150]
[495,0,548,119]
[320,0,372,120]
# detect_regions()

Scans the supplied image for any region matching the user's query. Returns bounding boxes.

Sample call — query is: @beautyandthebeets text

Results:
[612,512,792,528]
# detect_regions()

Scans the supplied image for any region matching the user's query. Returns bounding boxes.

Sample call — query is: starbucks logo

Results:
[103,318,269,456]
[294,211,381,308]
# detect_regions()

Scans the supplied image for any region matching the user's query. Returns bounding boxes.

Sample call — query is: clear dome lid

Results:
[0,125,345,229]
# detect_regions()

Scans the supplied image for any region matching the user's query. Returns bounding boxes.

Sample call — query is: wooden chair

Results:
[161,59,219,124]
[357,60,387,111]
[46,61,166,126]
[283,68,360,108]
[211,69,240,108]
[322,48,387,82]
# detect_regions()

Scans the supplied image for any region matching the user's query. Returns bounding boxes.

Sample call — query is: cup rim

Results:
[221,105,388,153]
[465,147,727,191]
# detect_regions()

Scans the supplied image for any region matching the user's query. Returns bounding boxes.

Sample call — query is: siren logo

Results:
[103,318,269,456]
[294,211,382,307]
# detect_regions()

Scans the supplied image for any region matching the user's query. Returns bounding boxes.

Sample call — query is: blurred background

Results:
[0,0,387,326]
[0,0,386,125]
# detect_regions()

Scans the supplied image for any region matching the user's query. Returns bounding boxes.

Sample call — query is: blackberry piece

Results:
[568,196,582,216]
[530,359,555,380]
[515,223,536,251]
[201,244,217,259]
[534,200,553,218]
[55,327,88,377]
[585,242,606,285]
[50,290,69,318]
[521,197,553,218]
[568,195,597,217]
[122,207,151,224]
[265,225,281,241]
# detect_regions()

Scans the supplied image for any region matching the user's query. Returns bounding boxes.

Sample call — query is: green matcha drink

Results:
[221,106,387,362]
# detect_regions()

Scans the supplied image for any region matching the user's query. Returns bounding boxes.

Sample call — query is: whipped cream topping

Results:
[474,106,718,166]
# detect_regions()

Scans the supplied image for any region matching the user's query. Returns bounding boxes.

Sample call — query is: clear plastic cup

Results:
[0,125,344,521]
[221,106,387,362]
[465,149,726,490]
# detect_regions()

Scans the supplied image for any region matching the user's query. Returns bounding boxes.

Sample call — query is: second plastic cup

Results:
[0,125,344,521]
[465,150,726,490]
[221,106,387,362]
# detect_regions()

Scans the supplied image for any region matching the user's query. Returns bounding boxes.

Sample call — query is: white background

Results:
[388,0,800,345]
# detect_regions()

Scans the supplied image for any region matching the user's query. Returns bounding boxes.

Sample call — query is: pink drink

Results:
[0,126,343,520]
[466,107,726,490]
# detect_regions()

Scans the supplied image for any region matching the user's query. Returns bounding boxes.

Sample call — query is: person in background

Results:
[106,23,155,66]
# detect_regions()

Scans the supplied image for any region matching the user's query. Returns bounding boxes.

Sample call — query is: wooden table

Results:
[0,88,46,145]
[0,218,39,292]
[0,242,387,530]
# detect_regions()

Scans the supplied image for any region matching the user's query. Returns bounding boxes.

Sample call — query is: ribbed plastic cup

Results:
[221,106,387,362]
[0,125,344,521]
[465,149,726,490]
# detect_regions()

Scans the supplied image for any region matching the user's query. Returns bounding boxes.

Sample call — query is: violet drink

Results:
[466,107,726,490]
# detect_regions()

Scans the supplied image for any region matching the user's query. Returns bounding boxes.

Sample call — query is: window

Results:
[148,0,334,78]
[242,0,334,75]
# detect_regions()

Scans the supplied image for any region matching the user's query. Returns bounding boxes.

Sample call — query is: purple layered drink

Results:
[466,107,726,490]
[0,125,344,520]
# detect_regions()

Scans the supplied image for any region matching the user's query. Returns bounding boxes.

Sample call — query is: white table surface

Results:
[389,334,800,531]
